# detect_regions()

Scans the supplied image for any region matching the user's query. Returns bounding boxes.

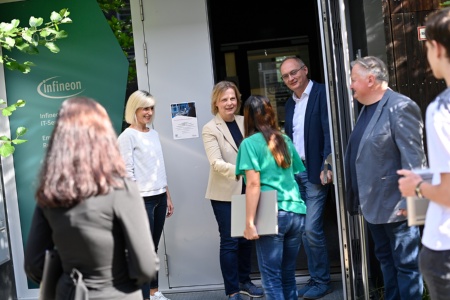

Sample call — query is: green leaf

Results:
[10,19,20,28]
[46,28,58,35]
[0,42,12,51]
[0,143,15,157]
[15,41,30,52]
[55,30,68,39]
[0,21,15,32]
[61,17,72,24]
[6,105,16,112]
[12,139,27,145]
[45,42,59,53]
[23,45,39,55]
[2,108,13,116]
[5,61,19,71]
[0,100,5,105]
[60,8,70,18]
[40,29,51,37]
[50,11,62,23]
[22,29,34,43]
[5,37,15,47]
[15,100,26,107]
[29,17,43,27]
[16,127,27,136]
[17,64,31,74]
[0,136,10,141]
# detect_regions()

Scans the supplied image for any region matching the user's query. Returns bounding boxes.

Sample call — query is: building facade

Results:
[0,0,443,299]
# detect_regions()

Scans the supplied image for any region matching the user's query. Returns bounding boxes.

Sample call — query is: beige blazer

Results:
[202,114,244,201]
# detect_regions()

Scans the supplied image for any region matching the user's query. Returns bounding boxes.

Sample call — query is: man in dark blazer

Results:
[345,56,426,300]
[281,57,333,299]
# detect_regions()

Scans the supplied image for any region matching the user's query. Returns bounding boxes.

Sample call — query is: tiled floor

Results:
[164,280,344,300]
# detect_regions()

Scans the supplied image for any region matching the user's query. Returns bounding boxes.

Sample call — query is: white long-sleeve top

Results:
[118,127,167,197]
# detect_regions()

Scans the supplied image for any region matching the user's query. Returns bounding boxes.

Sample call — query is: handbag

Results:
[39,249,63,300]
[67,268,88,300]
[39,249,89,300]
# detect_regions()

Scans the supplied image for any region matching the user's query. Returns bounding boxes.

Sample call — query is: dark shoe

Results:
[302,282,332,299]
[229,293,244,300]
[239,281,264,298]
[297,279,316,297]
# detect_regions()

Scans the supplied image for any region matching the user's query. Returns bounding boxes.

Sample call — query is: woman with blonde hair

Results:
[118,90,174,300]
[202,81,263,300]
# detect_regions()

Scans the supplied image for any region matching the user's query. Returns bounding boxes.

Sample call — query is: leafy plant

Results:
[0,8,72,157]
[97,0,136,83]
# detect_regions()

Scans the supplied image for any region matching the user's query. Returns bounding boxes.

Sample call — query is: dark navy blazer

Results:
[284,80,331,185]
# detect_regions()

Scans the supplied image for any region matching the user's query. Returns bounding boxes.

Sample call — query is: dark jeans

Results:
[211,200,252,296]
[142,193,167,298]
[295,171,330,284]
[419,246,450,300]
[256,211,304,300]
[366,221,423,300]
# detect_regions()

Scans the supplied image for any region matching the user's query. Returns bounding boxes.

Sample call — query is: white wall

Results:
[130,0,224,291]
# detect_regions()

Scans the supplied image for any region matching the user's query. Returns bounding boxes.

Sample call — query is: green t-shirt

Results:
[236,132,306,214]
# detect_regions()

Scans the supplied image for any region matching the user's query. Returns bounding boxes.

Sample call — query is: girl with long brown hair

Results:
[236,95,306,300]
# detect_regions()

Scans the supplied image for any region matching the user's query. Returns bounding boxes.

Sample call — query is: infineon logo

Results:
[37,76,85,99]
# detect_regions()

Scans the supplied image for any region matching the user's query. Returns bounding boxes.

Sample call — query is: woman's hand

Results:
[244,224,259,240]
[166,188,174,217]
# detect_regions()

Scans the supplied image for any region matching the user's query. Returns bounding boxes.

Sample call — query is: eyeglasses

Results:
[280,65,305,81]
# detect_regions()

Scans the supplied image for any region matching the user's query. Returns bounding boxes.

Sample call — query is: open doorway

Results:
[206,0,341,277]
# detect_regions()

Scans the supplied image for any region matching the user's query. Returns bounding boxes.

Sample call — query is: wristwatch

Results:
[415,180,424,198]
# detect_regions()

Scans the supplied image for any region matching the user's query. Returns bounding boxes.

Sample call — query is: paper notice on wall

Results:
[170,102,199,139]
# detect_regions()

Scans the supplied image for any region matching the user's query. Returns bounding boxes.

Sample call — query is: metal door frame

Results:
[316,0,371,299]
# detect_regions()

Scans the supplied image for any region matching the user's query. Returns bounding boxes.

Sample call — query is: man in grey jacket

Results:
[344,56,426,300]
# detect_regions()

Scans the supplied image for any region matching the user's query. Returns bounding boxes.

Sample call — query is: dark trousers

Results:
[419,246,450,300]
[141,193,167,298]
[211,200,252,295]
[366,221,422,300]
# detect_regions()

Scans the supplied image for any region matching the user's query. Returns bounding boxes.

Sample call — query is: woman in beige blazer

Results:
[202,81,263,300]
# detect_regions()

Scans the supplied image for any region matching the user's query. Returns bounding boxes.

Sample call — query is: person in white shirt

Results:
[118,90,174,300]
[281,57,333,299]
[398,8,450,300]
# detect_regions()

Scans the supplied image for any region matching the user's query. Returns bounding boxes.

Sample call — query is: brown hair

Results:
[210,81,241,115]
[35,97,127,208]
[425,7,450,59]
[243,95,291,168]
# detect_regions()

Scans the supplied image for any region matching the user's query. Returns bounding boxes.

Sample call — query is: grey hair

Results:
[350,56,389,83]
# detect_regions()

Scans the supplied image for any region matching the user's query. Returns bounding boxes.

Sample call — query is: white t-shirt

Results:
[118,127,168,197]
[422,88,450,250]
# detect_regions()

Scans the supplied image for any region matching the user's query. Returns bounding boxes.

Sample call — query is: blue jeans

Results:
[211,200,252,296]
[419,246,450,300]
[256,211,305,300]
[366,221,423,300]
[295,171,330,284]
[142,193,167,298]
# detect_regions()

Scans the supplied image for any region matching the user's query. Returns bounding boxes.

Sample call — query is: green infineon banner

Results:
[0,0,129,288]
